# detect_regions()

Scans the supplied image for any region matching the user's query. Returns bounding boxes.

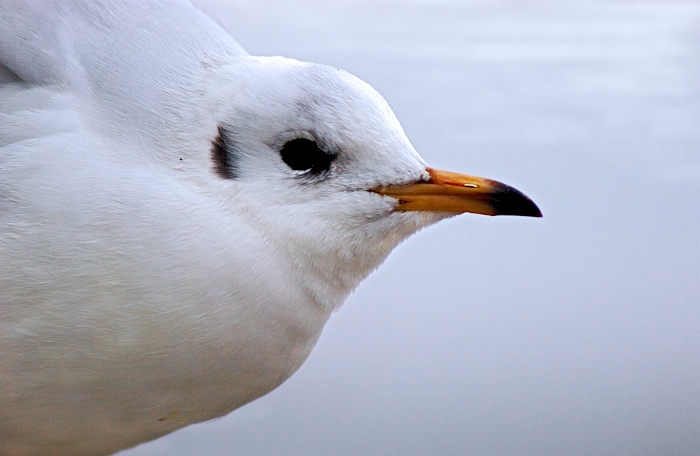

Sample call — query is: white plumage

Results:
[0,1,539,454]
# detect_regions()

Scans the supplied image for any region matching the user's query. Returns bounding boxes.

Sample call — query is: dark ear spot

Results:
[211,125,238,179]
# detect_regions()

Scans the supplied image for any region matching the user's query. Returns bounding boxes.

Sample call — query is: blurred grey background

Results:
[120,1,700,454]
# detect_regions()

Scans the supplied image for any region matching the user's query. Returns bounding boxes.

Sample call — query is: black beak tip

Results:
[491,182,543,218]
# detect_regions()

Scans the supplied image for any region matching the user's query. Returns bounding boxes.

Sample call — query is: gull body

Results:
[0,1,540,454]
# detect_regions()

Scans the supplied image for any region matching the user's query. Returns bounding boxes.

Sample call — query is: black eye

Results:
[280,138,335,175]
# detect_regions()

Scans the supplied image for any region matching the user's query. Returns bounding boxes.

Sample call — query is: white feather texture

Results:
[0,1,447,454]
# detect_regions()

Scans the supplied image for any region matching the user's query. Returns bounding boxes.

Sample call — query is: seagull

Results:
[0,1,541,454]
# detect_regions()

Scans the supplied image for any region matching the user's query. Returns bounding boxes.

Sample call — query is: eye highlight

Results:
[280,138,335,175]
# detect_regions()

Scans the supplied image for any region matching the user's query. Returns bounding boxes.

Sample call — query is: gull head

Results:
[196,56,541,308]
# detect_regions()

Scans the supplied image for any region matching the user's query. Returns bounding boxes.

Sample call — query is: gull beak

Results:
[372,168,542,217]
